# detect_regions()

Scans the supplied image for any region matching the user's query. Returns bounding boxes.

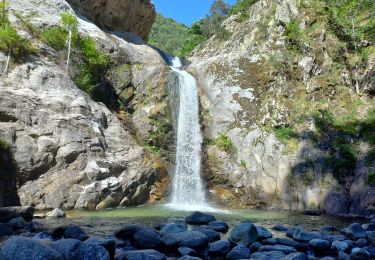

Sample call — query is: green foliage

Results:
[275,127,298,142]
[60,12,78,31]
[148,14,189,55]
[214,133,233,151]
[0,138,9,152]
[366,172,375,186]
[284,21,306,52]
[201,0,231,38]
[41,26,68,50]
[176,21,206,57]
[230,0,259,22]
[303,173,314,186]
[0,0,8,26]
[240,160,247,168]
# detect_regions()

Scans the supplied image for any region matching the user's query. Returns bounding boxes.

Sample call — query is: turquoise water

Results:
[38,206,365,239]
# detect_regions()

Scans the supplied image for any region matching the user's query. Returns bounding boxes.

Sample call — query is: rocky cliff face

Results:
[66,0,156,40]
[0,0,171,210]
[189,0,375,216]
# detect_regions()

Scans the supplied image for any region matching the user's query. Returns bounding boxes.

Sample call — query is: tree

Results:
[201,0,231,38]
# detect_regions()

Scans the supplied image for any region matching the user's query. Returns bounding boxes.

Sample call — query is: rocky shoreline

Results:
[0,207,374,259]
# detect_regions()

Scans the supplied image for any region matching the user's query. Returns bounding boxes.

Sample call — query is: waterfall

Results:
[166,57,213,212]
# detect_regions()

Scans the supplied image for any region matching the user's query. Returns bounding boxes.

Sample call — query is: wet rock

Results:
[262,238,277,245]
[276,238,306,251]
[159,223,187,236]
[115,224,145,240]
[229,222,259,246]
[332,240,351,253]
[80,241,110,260]
[178,247,198,256]
[33,231,53,241]
[283,252,308,260]
[0,223,13,236]
[338,251,350,260]
[256,226,273,240]
[52,239,82,260]
[185,211,216,225]
[6,216,26,229]
[366,231,375,246]
[251,251,286,259]
[226,245,251,259]
[362,246,375,257]
[120,249,166,260]
[354,238,368,248]
[177,256,201,260]
[191,227,220,242]
[350,247,371,260]
[207,221,229,233]
[1,237,63,260]
[64,225,89,241]
[133,229,162,249]
[46,208,66,218]
[273,225,289,232]
[0,206,35,222]
[292,228,320,242]
[250,242,263,252]
[208,240,232,256]
[162,231,209,249]
[361,224,375,231]
[343,223,367,240]
[259,245,297,254]
[85,238,116,260]
[309,238,331,251]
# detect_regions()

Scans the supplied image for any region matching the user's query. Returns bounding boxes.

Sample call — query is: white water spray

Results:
[166,57,215,212]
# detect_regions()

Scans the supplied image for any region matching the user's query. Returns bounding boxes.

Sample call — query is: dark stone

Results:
[120,249,166,260]
[64,225,89,241]
[251,251,286,259]
[338,251,350,260]
[229,221,259,246]
[249,242,263,252]
[362,223,375,231]
[51,227,66,240]
[52,239,82,260]
[85,238,116,260]
[6,216,26,229]
[276,238,306,251]
[33,231,53,241]
[292,228,320,242]
[159,223,187,236]
[133,229,162,249]
[362,246,375,257]
[322,226,336,232]
[344,223,367,240]
[283,252,308,260]
[273,225,289,232]
[208,240,231,256]
[191,227,220,242]
[0,236,63,260]
[303,210,321,216]
[80,241,110,260]
[177,256,201,260]
[259,244,297,254]
[350,247,371,260]
[322,234,347,242]
[226,245,251,260]
[185,211,216,225]
[207,221,229,233]
[262,238,277,245]
[115,224,145,240]
[354,238,368,248]
[256,226,273,240]
[366,231,375,246]
[162,231,209,249]
[178,247,198,256]
[287,227,302,238]
[332,240,351,253]
[309,238,331,251]
[0,223,13,236]
[0,206,35,222]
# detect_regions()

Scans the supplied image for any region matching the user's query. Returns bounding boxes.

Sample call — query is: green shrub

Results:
[0,139,9,151]
[0,25,34,60]
[367,172,375,186]
[60,12,78,31]
[284,21,306,52]
[176,21,206,57]
[275,127,298,142]
[240,160,247,168]
[215,27,232,41]
[230,0,259,22]
[214,133,233,151]
[41,26,68,50]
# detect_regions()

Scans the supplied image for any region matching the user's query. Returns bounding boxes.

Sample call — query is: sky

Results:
[152,0,237,26]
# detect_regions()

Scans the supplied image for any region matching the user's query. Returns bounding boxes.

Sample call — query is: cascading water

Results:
[166,57,214,212]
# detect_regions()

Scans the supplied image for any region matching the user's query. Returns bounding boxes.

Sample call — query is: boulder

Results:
[344,223,367,240]
[250,242,263,252]
[115,224,145,240]
[46,208,66,218]
[226,245,251,260]
[207,221,229,233]
[6,216,26,229]
[309,238,331,251]
[0,223,14,236]
[159,223,187,236]
[256,226,273,240]
[52,239,82,260]
[350,247,371,260]
[338,251,350,260]
[133,229,162,249]
[276,238,305,251]
[162,231,209,249]
[85,238,116,260]
[292,228,320,242]
[120,249,166,260]
[366,231,375,246]
[64,225,89,241]
[79,241,110,260]
[208,240,232,256]
[185,211,216,225]
[273,225,289,232]
[283,252,308,260]
[33,231,53,241]
[177,256,201,260]
[251,251,286,259]
[191,227,221,242]
[177,247,198,257]
[229,222,259,246]
[1,237,63,260]
[0,206,34,222]
[332,240,351,253]
[259,245,297,254]
[362,246,375,257]
[262,238,277,245]
[354,238,369,248]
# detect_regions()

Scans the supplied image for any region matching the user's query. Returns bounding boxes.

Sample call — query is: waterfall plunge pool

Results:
[37,206,365,239]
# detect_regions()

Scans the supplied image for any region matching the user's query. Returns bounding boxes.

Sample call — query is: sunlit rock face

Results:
[189,0,375,215]
[66,0,156,40]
